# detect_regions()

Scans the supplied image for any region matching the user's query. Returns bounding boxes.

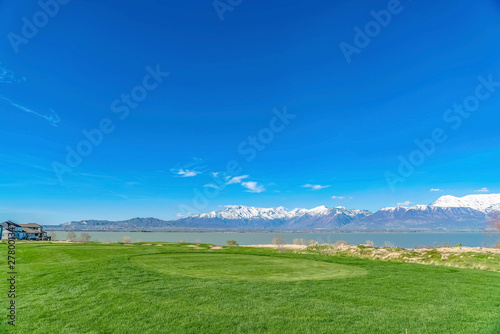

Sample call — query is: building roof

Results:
[19,223,42,228]
[1,221,21,228]
[22,228,41,234]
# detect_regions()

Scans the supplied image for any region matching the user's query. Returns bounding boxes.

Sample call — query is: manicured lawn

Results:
[2,242,500,333]
[132,253,366,281]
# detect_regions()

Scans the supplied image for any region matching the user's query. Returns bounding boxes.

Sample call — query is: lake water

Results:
[50,231,499,248]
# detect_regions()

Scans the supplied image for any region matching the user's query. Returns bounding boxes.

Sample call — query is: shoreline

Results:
[43,229,495,233]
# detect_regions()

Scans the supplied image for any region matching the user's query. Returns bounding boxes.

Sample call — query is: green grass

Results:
[132,253,366,281]
[1,242,500,333]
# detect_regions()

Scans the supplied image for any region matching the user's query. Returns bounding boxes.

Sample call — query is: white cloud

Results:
[0,64,57,126]
[475,187,489,193]
[204,183,221,190]
[173,169,199,177]
[331,196,346,200]
[226,175,249,185]
[0,62,24,84]
[108,191,129,199]
[397,201,412,206]
[241,181,265,193]
[176,213,184,217]
[430,188,442,192]
[303,184,330,190]
[211,172,219,177]
[0,95,60,126]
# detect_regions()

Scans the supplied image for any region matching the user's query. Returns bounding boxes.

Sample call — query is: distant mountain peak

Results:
[50,193,496,232]
[431,193,500,213]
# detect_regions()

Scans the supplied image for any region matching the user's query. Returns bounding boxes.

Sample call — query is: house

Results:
[1,221,27,240]
[19,223,49,240]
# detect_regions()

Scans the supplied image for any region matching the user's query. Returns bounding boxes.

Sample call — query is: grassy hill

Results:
[2,242,500,333]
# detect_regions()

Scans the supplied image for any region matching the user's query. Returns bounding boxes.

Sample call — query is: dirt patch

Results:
[435,246,500,254]
[154,244,163,246]
[185,245,204,249]
[210,246,224,250]
[246,244,308,250]
[141,244,153,246]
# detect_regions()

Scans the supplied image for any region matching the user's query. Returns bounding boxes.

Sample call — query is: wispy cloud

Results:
[241,181,265,193]
[172,168,199,177]
[226,175,249,185]
[108,190,129,199]
[0,95,60,126]
[430,188,442,192]
[0,63,57,126]
[475,187,489,193]
[170,158,207,177]
[397,201,412,206]
[0,62,24,84]
[303,184,330,190]
[331,196,347,200]
[204,183,221,190]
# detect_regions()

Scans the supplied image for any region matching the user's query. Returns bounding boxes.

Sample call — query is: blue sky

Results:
[1,0,500,224]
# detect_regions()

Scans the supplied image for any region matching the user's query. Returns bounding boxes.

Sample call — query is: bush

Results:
[293,238,306,245]
[273,235,284,245]
[79,233,91,243]
[365,240,374,247]
[273,235,285,252]
[335,240,349,246]
[67,231,76,242]
[455,243,462,247]
[226,240,239,246]
[308,240,318,246]
[123,236,131,243]
[383,241,395,248]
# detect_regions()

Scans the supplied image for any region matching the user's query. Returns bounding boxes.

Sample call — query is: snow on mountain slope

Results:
[343,205,487,231]
[431,194,500,213]
[193,205,367,221]
[196,205,301,220]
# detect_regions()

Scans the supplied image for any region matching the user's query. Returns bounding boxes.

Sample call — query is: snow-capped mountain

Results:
[48,193,500,231]
[177,205,372,229]
[431,194,500,213]
[194,205,308,220]
[343,204,487,231]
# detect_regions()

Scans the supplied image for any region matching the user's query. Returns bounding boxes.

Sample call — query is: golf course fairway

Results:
[2,242,500,333]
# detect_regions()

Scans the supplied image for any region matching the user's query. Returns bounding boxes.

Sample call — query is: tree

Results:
[49,231,57,241]
[67,231,76,242]
[80,233,91,243]
[273,235,285,252]
[293,238,306,245]
[226,240,238,246]
[123,236,131,243]
[488,211,500,247]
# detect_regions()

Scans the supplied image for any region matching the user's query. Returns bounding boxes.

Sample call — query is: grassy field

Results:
[2,242,500,333]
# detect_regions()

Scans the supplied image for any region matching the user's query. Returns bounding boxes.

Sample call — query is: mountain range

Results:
[47,194,500,231]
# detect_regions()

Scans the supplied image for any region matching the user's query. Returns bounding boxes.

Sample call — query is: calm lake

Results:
[51,231,499,248]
